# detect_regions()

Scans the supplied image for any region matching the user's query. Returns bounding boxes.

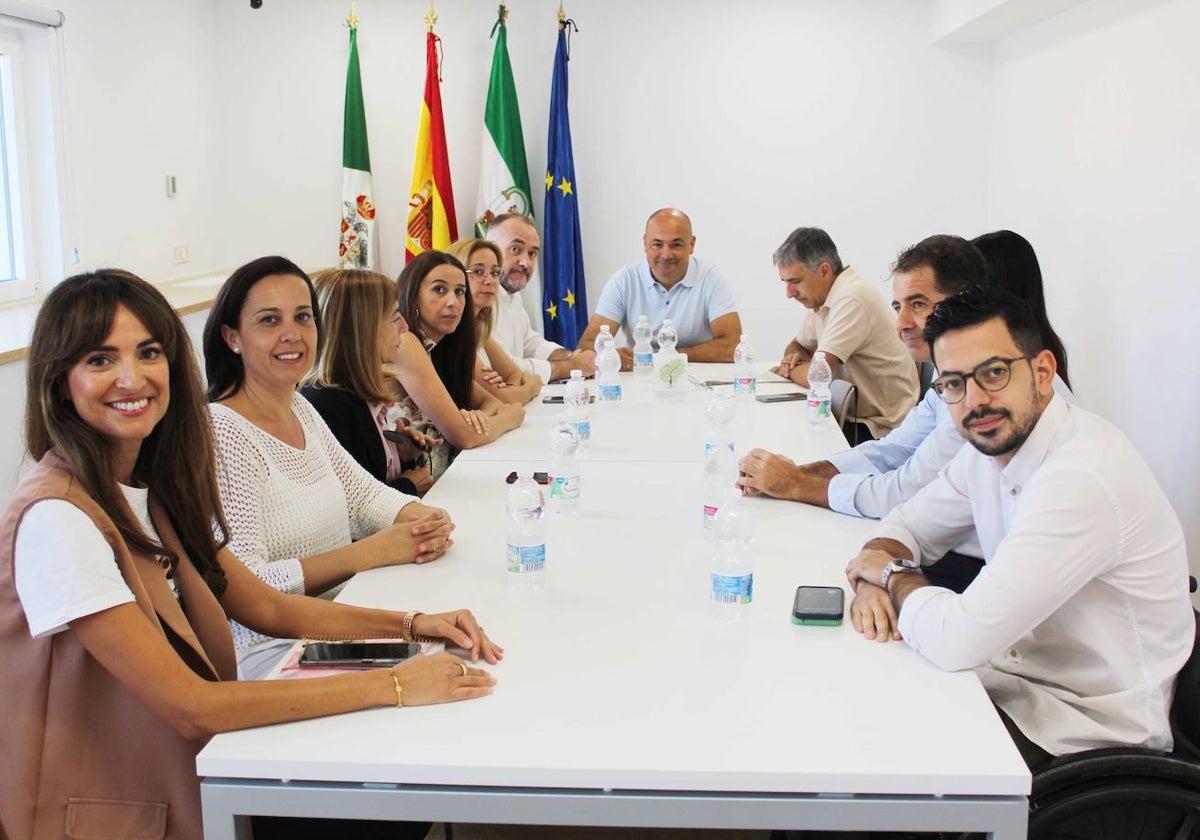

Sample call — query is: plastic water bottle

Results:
[593,324,614,376]
[564,369,591,451]
[548,421,581,515]
[807,350,832,427]
[710,500,754,614]
[657,319,678,354]
[704,391,735,456]
[732,335,756,401]
[632,315,654,379]
[506,477,547,574]
[597,341,622,406]
[702,443,738,532]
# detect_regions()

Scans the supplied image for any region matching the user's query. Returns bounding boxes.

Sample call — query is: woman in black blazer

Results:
[302,269,436,496]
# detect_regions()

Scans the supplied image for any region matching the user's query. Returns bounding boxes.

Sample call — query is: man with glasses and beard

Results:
[844,286,1192,768]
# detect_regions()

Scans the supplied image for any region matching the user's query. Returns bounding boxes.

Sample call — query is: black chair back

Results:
[1170,608,1200,761]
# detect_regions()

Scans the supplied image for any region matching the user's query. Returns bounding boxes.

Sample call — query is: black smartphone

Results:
[756,392,807,403]
[792,586,845,626]
[542,395,595,404]
[298,641,420,668]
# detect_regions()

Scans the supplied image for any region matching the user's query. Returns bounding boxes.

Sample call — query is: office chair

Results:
[830,379,859,441]
[1023,605,1200,839]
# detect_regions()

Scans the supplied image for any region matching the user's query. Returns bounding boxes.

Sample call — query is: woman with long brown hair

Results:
[0,269,499,840]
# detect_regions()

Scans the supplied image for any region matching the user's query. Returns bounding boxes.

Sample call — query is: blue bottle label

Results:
[507,543,546,573]
[550,474,580,500]
[704,441,735,455]
[634,352,653,367]
[733,375,756,394]
[600,384,622,401]
[572,420,591,441]
[711,572,753,605]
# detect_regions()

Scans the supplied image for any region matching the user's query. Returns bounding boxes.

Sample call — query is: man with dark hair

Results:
[486,213,596,381]
[845,286,1192,767]
[577,208,742,366]
[739,236,986,529]
[770,227,918,441]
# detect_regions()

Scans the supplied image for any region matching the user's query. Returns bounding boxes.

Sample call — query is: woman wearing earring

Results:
[446,238,543,405]
[0,270,499,840]
[388,251,525,479]
[204,256,456,679]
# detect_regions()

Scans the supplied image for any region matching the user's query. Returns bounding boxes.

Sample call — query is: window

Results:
[0,7,70,305]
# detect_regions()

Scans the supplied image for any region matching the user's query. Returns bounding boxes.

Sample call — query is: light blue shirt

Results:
[594,256,737,350]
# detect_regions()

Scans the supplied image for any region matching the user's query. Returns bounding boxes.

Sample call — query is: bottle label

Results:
[507,543,546,573]
[711,572,753,605]
[704,441,735,456]
[634,352,652,368]
[550,474,580,501]
[807,396,831,420]
[600,384,622,402]
[733,375,756,395]
[572,420,591,441]
[702,503,719,528]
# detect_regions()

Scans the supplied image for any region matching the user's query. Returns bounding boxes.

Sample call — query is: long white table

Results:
[199,365,1029,838]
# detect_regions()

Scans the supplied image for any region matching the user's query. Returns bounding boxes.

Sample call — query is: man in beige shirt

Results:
[772,227,918,441]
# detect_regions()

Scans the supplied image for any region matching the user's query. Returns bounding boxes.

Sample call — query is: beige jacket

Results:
[0,452,237,840]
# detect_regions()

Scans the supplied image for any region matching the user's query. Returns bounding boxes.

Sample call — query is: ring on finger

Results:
[457,661,468,677]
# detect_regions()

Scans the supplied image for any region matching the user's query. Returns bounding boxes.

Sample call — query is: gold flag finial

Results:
[499,1,509,26]
[558,1,565,24]
[424,1,437,31]
[346,2,359,28]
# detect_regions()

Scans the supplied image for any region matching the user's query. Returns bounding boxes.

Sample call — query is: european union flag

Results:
[541,21,588,347]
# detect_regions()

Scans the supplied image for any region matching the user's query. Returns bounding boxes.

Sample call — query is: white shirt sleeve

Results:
[14,500,135,638]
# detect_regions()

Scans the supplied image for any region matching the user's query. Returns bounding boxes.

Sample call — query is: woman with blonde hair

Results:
[1,269,499,840]
[302,268,436,497]
[447,238,543,404]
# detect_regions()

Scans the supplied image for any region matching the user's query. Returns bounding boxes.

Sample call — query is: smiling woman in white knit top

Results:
[202,255,462,679]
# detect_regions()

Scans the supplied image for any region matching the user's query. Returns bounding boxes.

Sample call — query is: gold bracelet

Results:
[389,667,403,709]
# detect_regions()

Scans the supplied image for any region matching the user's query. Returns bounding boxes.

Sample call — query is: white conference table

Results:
[198,365,1030,839]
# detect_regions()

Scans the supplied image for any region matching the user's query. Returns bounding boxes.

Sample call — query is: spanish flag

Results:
[406,31,458,261]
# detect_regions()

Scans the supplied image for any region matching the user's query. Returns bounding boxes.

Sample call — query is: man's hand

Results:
[771,352,805,380]
[616,346,635,371]
[737,448,802,499]
[850,581,902,642]
[844,548,895,590]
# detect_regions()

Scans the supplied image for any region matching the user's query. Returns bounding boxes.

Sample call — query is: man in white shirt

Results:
[576,208,742,367]
[486,214,596,381]
[771,227,918,441]
[845,286,1193,766]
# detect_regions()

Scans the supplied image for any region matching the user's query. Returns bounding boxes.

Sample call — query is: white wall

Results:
[207,0,993,348]
[986,0,1200,570]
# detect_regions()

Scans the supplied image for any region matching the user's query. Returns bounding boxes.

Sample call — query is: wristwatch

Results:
[879,557,922,590]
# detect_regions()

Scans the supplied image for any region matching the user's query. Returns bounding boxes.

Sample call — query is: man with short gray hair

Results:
[773,227,918,441]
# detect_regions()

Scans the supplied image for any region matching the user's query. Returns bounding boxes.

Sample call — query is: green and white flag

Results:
[340,24,376,269]
[474,7,533,236]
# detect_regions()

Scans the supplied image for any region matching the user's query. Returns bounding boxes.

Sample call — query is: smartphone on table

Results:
[791,586,845,626]
[297,641,420,668]
[756,392,807,403]
[543,395,595,404]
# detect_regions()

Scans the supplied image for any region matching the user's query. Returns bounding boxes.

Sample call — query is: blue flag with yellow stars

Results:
[541,20,587,346]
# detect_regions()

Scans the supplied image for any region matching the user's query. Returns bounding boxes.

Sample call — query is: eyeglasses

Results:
[931,355,1035,404]
[467,266,503,280]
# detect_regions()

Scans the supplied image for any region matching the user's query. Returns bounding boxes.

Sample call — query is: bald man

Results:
[578,208,742,368]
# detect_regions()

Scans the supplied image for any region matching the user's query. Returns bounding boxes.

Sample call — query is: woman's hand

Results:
[481,366,506,388]
[401,465,434,496]
[392,652,496,706]
[412,610,504,664]
[399,503,455,563]
[460,409,491,434]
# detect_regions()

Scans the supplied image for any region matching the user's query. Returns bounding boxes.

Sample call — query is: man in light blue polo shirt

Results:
[577,208,742,367]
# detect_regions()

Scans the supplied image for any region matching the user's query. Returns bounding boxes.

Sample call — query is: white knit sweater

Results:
[210,393,415,673]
